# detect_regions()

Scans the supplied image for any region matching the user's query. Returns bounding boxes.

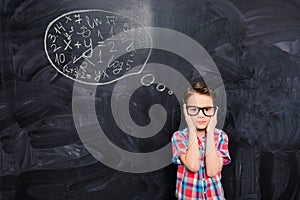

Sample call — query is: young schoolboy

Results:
[171,82,231,200]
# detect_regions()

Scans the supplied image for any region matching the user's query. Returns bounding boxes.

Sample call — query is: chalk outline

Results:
[44,9,152,85]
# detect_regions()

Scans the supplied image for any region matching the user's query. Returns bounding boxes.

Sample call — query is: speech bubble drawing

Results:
[44,9,152,85]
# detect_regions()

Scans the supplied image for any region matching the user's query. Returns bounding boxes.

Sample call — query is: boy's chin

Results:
[196,127,207,131]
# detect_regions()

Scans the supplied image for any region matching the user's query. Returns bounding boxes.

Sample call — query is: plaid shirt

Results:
[171,128,231,200]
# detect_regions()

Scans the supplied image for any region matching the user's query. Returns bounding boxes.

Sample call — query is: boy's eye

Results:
[188,108,197,113]
[187,107,198,113]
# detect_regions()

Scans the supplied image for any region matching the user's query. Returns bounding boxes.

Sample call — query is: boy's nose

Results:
[197,110,206,117]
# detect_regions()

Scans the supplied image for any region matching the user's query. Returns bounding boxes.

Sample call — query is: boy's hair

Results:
[183,82,216,104]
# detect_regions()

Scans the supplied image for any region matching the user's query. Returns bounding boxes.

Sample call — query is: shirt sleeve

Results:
[216,130,231,165]
[171,131,188,165]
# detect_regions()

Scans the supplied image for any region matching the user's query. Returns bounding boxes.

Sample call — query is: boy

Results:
[171,82,231,200]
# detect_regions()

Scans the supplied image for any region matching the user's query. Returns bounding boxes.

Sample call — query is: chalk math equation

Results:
[44,10,152,85]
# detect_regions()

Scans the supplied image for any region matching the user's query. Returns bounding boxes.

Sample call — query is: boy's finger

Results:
[214,106,218,118]
[183,104,187,115]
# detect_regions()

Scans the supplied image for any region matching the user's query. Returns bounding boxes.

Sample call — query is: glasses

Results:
[186,106,217,117]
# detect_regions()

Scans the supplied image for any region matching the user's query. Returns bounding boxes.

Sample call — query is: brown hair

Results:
[183,82,215,104]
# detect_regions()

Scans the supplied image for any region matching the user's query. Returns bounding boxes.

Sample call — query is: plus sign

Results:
[74,41,81,49]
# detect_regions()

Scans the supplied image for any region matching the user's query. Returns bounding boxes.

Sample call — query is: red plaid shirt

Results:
[171,128,231,200]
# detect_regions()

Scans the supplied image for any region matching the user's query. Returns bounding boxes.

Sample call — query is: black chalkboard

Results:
[1,0,300,199]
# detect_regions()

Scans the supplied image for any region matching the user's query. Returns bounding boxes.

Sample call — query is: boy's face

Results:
[186,93,214,130]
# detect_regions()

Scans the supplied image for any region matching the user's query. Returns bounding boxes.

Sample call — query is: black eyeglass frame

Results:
[185,105,218,117]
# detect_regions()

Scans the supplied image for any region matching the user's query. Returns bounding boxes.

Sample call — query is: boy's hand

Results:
[183,104,196,132]
[206,106,218,135]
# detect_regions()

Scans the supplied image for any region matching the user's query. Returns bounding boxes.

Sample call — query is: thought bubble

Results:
[44,9,152,85]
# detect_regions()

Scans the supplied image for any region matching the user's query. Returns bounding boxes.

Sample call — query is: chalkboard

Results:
[1,0,300,199]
